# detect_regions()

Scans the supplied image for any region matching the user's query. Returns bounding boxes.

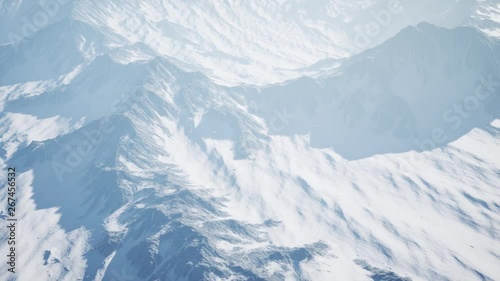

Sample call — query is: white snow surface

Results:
[0,1,499,281]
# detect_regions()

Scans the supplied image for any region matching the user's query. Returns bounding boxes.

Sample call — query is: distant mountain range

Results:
[1,1,499,280]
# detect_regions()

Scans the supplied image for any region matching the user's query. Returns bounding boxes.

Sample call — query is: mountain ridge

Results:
[0,3,499,281]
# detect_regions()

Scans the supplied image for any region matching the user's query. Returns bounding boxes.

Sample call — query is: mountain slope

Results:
[248,23,500,159]
[0,3,499,281]
[3,0,498,86]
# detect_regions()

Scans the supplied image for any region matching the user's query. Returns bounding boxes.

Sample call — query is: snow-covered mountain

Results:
[2,0,500,85]
[1,1,499,281]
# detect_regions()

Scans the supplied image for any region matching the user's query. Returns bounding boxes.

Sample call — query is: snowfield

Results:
[1,0,499,280]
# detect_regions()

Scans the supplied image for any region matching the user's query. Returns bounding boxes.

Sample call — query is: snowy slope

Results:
[249,23,500,159]
[2,0,500,86]
[0,1,500,281]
